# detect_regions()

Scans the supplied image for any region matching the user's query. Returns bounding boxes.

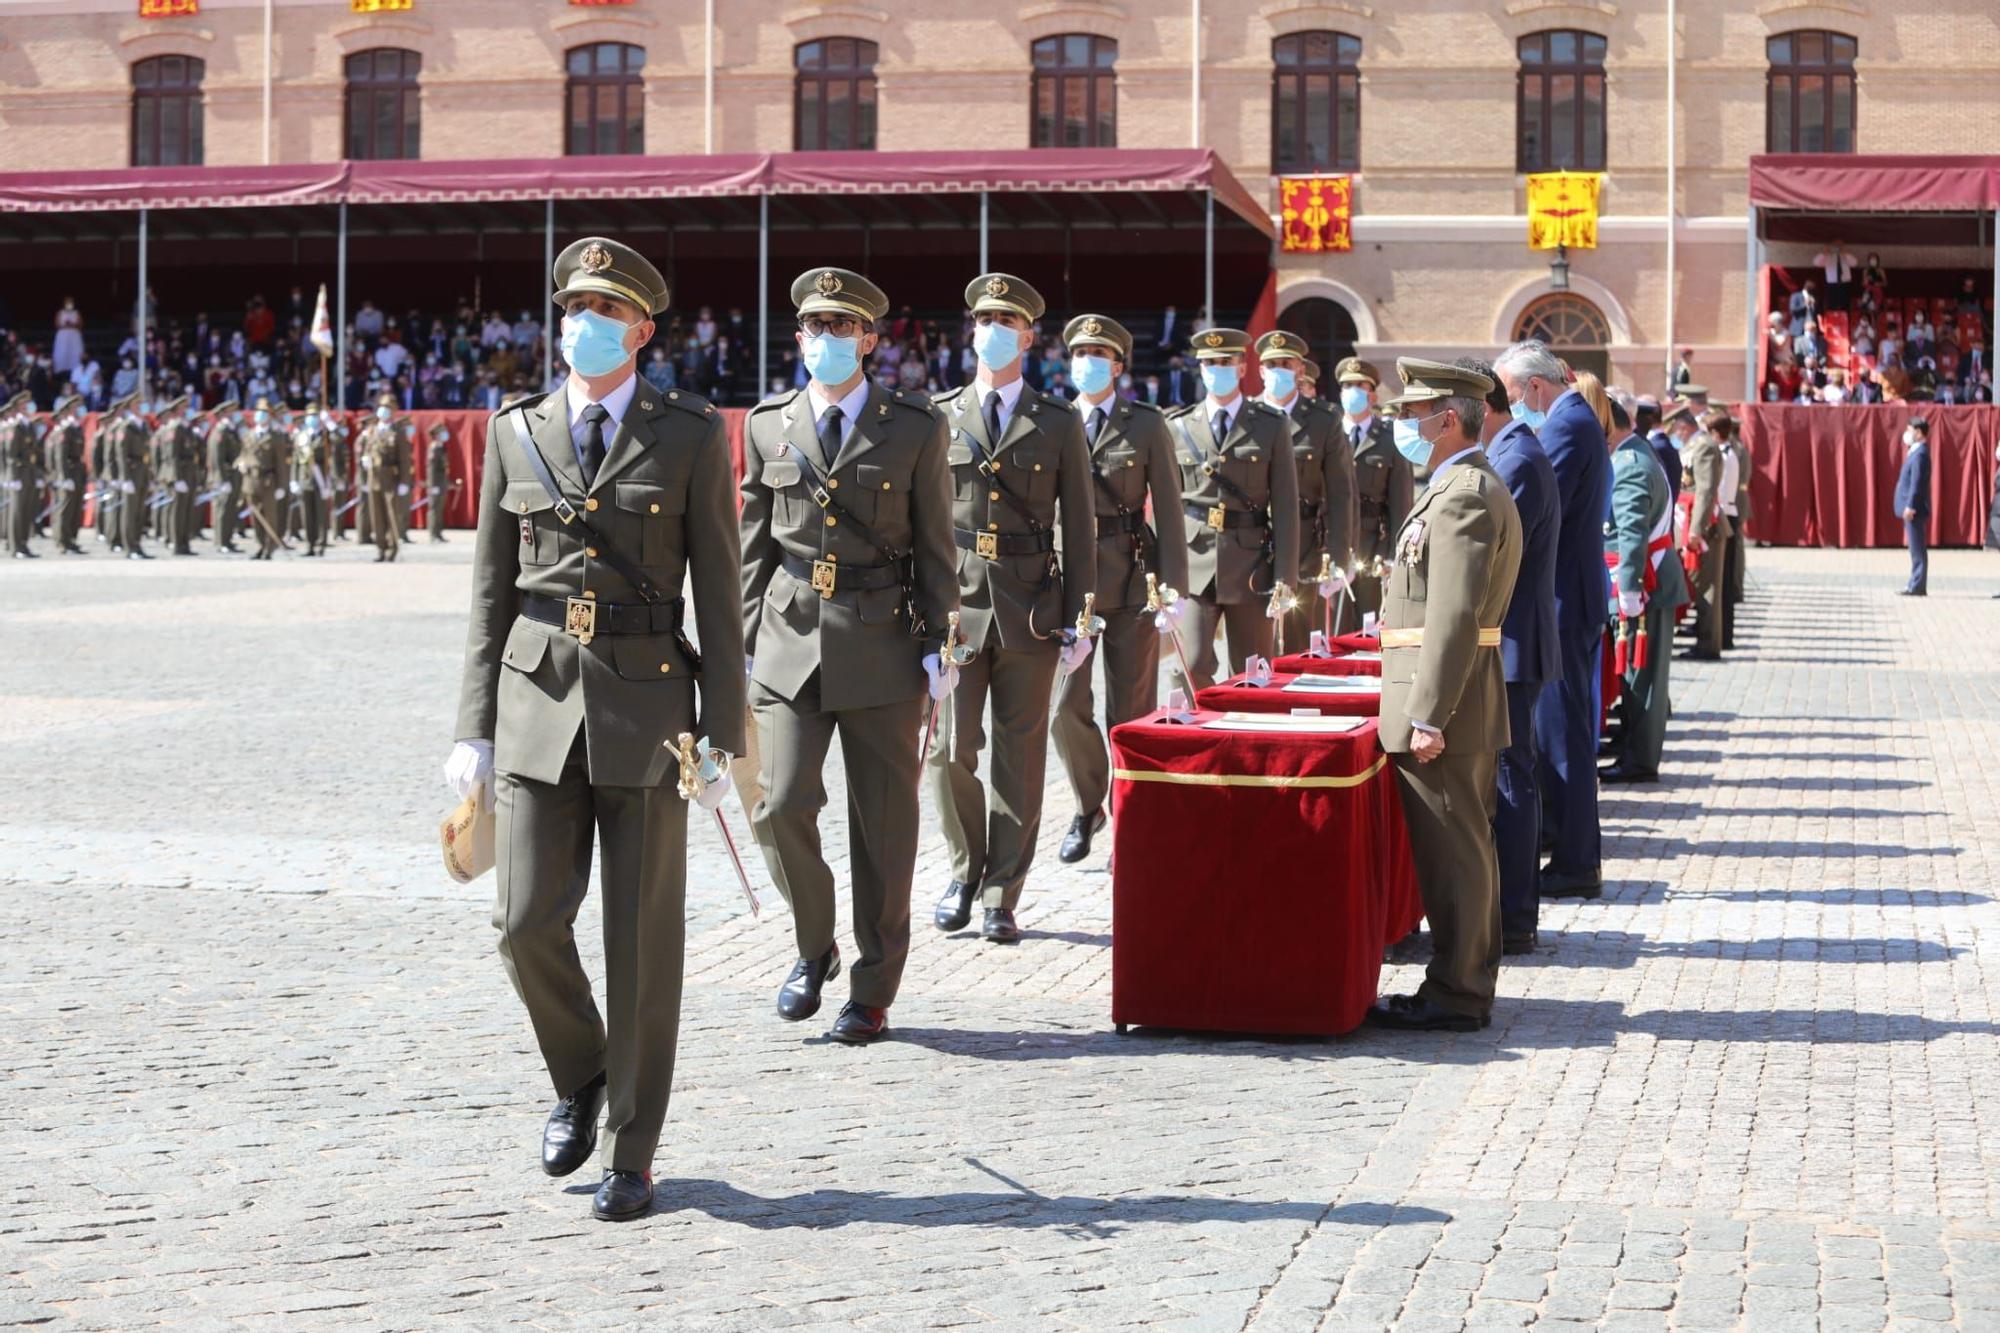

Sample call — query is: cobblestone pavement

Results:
[4,539,2000,1330]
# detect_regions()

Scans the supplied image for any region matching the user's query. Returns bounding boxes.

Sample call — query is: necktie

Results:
[818,404,844,466]
[578,402,608,486]
[984,391,1004,449]
[1211,410,1229,449]
[1086,406,1105,446]
[1352,425,1364,451]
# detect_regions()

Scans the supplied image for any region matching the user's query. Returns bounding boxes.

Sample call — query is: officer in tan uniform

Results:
[927,272,1098,945]
[238,399,285,560]
[1676,401,1729,661]
[1168,328,1300,687]
[1338,357,1413,631]
[1300,358,1323,401]
[1371,358,1523,1032]
[1258,330,1356,652]
[45,395,87,555]
[446,236,746,1222]
[205,398,243,553]
[1049,313,1189,864]
[740,267,959,1042]
[359,394,404,563]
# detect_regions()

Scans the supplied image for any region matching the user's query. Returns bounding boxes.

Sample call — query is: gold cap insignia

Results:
[1203,332,1224,348]
[579,243,614,275]
[814,270,843,296]
[1082,317,1102,336]
[984,276,1010,298]
[1400,365,1417,386]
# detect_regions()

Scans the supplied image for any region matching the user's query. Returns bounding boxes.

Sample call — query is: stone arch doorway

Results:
[1511,293,1612,381]
[1277,296,1359,386]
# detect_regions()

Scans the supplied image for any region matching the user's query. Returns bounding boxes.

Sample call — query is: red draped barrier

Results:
[1741,404,2000,548]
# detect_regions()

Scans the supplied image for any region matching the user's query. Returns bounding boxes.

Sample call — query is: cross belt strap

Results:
[955,526,1055,557]
[1380,626,1503,649]
[770,430,926,637]
[521,593,686,637]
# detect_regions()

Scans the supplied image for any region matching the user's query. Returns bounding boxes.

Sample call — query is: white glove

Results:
[444,740,495,808]
[60,479,75,491]
[397,484,410,497]
[276,486,288,498]
[1319,569,1351,599]
[1618,589,1645,618]
[120,480,136,494]
[922,652,959,701]
[2,480,18,492]
[694,764,733,812]
[173,480,189,494]
[1154,599,1186,634]
[1059,635,1094,672]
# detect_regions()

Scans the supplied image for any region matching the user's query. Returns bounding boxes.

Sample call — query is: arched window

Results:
[1512,293,1611,381]
[1277,297,1360,386]
[1272,32,1361,173]
[1031,34,1116,148]
[1517,30,1606,172]
[1767,30,1857,154]
[131,55,204,167]
[345,48,421,161]
[566,43,645,156]
[795,38,877,151]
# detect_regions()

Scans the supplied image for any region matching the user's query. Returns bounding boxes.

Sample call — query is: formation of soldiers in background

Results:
[0,389,457,561]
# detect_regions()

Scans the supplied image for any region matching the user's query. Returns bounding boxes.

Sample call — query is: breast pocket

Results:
[853,461,910,531]
[502,482,559,566]
[1358,456,1389,503]
[1012,443,1057,505]
[1224,448,1267,503]
[614,479,681,564]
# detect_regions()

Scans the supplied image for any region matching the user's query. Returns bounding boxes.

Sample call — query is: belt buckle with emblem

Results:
[810,555,838,598]
[563,595,598,644]
[1207,504,1227,532]
[975,531,999,560]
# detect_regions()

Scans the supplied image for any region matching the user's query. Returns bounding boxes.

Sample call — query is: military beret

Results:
[1381,357,1494,409]
[791,267,888,324]
[1062,313,1132,362]
[552,235,670,318]
[1301,358,1322,385]
[1254,330,1310,363]
[1335,356,1383,387]
[1661,399,1697,426]
[965,272,1045,322]
[1189,327,1250,360]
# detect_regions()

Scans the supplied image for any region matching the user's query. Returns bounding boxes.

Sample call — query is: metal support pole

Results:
[1204,188,1215,328]
[1744,205,1759,402]
[544,198,556,390]
[136,207,149,404]
[704,0,715,154]
[336,201,348,408]
[1190,0,1202,147]
[979,191,989,274]
[262,0,274,165]
[1992,208,1999,375]
[757,193,770,397]
[1664,0,1677,393]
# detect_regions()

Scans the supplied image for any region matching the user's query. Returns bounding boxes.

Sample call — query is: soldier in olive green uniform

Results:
[927,273,1099,945]
[1723,420,1751,642]
[205,398,244,552]
[1370,359,1523,1032]
[1049,313,1189,864]
[1337,357,1413,632]
[90,401,117,549]
[448,237,746,1222]
[108,397,154,559]
[1169,328,1301,688]
[46,396,88,554]
[153,396,201,556]
[2,393,40,559]
[426,423,453,543]
[1675,402,1729,661]
[394,415,417,541]
[1300,358,1323,401]
[1257,331,1356,653]
[740,267,960,1043]
[359,395,404,563]
[290,407,332,557]
[239,399,286,560]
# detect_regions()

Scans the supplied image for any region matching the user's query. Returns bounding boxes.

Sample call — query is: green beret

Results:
[965,272,1045,322]
[1189,327,1249,360]
[1062,313,1132,362]
[1254,330,1310,363]
[791,267,888,323]
[552,235,670,318]
[1381,356,1495,409]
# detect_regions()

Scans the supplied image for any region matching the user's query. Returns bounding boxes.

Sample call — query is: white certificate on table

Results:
[1200,712,1369,734]
[1282,674,1381,694]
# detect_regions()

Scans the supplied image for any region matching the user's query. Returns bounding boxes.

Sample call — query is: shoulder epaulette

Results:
[654,388,718,419]
[1122,398,1164,417]
[1247,399,1286,420]
[930,386,965,407]
[748,388,798,417]
[889,388,936,415]
[1164,403,1197,419]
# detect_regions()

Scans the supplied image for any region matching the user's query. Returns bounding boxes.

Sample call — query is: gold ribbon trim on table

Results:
[1112,753,1388,790]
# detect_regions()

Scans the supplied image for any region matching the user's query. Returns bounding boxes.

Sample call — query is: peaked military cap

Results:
[1062,313,1132,362]
[791,267,888,323]
[210,395,240,415]
[1189,327,1249,360]
[1661,399,1697,427]
[53,394,83,416]
[1679,382,1711,398]
[965,272,1045,322]
[552,235,671,318]
[1300,358,1322,386]
[1381,357,1494,409]
[377,392,397,408]
[1335,356,1384,387]
[254,397,273,411]
[157,393,189,415]
[1254,330,1310,363]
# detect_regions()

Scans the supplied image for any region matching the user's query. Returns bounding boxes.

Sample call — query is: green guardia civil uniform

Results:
[47,398,88,551]
[1376,358,1523,1023]
[1256,331,1356,653]
[1605,429,1688,775]
[1049,313,1190,819]
[205,400,243,551]
[740,267,960,1006]
[1678,405,1730,658]
[456,236,746,1173]
[925,273,1099,912]
[1169,328,1301,688]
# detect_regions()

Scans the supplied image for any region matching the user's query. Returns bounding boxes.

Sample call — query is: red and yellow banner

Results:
[1527,171,1602,250]
[139,0,198,16]
[350,0,413,11]
[1279,175,1353,255]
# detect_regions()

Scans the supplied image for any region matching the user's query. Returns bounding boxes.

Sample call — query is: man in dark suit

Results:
[1636,396,1679,508]
[1895,416,1931,597]
[1459,360,1558,955]
[1162,355,1198,409]
[1494,340,1609,901]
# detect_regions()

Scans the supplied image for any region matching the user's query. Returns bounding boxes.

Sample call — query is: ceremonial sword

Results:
[919,610,977,763]
[676,732,762,919]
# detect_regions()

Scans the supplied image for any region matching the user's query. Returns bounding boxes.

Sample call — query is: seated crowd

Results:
[1764,249,1994,405]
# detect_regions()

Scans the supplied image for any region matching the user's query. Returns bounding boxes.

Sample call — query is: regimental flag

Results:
[1279,176,1353,254]
[1527,171,1603,251]
[310,284,335,359]
[350,0,412,11]
[139,0,198,16]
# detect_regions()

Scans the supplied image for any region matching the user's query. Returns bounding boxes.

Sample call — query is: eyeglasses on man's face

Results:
[799,316,864,339]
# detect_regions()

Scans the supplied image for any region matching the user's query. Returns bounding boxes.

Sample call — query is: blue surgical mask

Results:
[801,332,859,386]
[376,407,391,422]
[1393,414,1438,467]
[560,308,637,378]
[1200,364,1239,399]
[304,414,320,432]
[1509,399,1547,431]
[1264,367,1297,401]
[254,411,270,427]
[1340,386,1370,417]
[1070,353,1112,397]
[974,321,1022,372]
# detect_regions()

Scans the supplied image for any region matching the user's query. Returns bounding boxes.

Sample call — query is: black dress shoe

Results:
[1539,867,1603,899]
[982,907,1021,944]
[127,549,152,560]
[1502,930,1539,956]
[776,945,841,1021]
[1598,762,1658,784]
[1365,993,1484,1032]
[541,1072,606,1177]
[1678,648,1721,661]
[592,1168,652,1222]
[1058,808,1107,863]
[934,880,976,932]
[828,1001,888,1045]
[11,550,36,559]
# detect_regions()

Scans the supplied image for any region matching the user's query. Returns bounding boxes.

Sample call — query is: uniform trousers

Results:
[1534,626,1603,879]
[750,675,921,1007]
[55,480,82,547]
[1495,679,1545,936]
[1391,748,1502,1018]
[248,486,280,556]
[168,486,196,552]
[366,487,400,559]
[1693,532,1728,656]
[493,732,687,1173]
[213,481,242,549]
[1051,606,1161,816]
[5,479,33,553]
[120,474,151,553]
[927,638,1059,909]
[1186,595,1273,691]
[1905,518,1929,595]
[1613,602,1674,773]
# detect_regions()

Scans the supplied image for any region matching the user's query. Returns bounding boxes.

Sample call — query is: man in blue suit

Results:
[1895,416,1931,597]
[1459,359,1560,954]
[1494,340,1610,900]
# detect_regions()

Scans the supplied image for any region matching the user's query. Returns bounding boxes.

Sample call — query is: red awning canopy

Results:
[1749,154,2000,213]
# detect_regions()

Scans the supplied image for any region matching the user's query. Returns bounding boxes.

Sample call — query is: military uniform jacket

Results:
[1072,396,1189,611]
[1350,416,1413,570]
[1378,451,1524,755]
[1606,437,1688,611]
[152,424,196,484]
[289,430,330,495]
[740,381,959,711]
[428,440,450,489]
[361,423,404,489]
[933,382,1098,652]
[47,423,85,483]
[207,422,241,489]
[454,384,747,789]
[3,420,36,485]
[111,419,150,487]
[1683,432,1731,540]
[238,427,283,495]
[1170,398,1301,605]
[1281,395,1357,578]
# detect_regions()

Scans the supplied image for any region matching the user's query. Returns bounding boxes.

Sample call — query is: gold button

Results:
[1033,463,1043,472]
[658,663,671,674]
[669,391,679,400]
[882,481,892,490]
[988,521,999,530]
[1125,460,1135,468]
[585,497,599,512]
[649,503,660,514]
[825,515,837,527]
[583,590,596,599]
[828,478,839,489]
[517,502,528,513]
[989,490,1001,501]
[586,546,599,558]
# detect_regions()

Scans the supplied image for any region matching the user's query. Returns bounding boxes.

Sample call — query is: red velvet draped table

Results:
[1195,671,1383,717]
[1273,646,1383,679]
[1107,710,1423,1037]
